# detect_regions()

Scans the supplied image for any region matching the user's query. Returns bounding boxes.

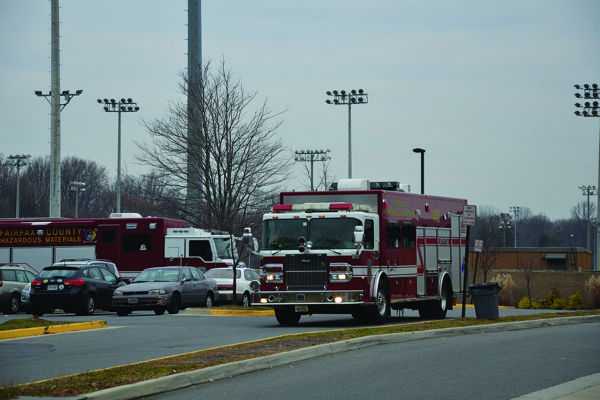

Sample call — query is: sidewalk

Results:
[512,373,600,400]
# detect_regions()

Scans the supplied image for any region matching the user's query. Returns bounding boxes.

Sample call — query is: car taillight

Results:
[64,278,85,287]
[31,279,42,286]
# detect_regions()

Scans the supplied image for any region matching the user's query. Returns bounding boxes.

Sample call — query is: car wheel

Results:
[274,307,301,326]
[154,308,166,315]
[116,309,131,316]
[77,295,95,316]
[167,293,181,314]
[204,293,214,308]
[242,292,251,308]
[8,294,20,314]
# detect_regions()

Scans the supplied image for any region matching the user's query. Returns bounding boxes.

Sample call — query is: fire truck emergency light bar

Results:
[272,202,354,213]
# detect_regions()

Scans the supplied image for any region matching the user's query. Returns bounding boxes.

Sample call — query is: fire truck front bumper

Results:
[252,290,364,306]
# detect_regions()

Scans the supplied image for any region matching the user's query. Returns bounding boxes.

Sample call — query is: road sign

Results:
[474,239,484,253]
[462,205,477,226]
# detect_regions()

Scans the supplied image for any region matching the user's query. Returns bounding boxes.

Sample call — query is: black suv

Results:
[31,263,126,316]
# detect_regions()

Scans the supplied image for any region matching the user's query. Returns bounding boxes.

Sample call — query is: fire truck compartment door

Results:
[165,238,184,258]
[416,228,426,296]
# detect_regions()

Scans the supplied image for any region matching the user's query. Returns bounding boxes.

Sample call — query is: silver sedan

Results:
[112,266,218,316]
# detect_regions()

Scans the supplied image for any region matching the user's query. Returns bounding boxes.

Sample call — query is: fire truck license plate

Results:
[294,306,308,313]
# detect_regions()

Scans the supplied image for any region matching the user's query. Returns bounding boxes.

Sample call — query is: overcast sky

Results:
[1,0,599,219]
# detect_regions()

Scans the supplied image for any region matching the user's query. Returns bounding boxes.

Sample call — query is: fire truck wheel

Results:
[167,293,181,314]
[419,281,450,319]
[274,307,301,326]
[373,285,391,323]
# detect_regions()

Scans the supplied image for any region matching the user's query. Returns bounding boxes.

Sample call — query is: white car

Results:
[204,267,260,307]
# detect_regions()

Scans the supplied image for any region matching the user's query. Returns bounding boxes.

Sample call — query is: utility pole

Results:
[579,185,596,252]
[509,206,521,248]
[294,149,331,191]
[574,83,600,270]
[34,1,83,217]
[498,213,512,247]
[7,154,31,218]
[97,98,141,213]
[69,181,86,218]
[325,89,369,178]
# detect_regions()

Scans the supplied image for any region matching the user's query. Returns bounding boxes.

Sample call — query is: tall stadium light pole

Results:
[69,181,86,218]
[96,98,140,213]
[579,185,597,251]
[498,212,512,247]
[187,0,202,206]
[325,89,368,178]
[574,83,600,270]
[509,206,521,248]
[7,154,31,218]
[294,149,331,191]
[412,148,426,194]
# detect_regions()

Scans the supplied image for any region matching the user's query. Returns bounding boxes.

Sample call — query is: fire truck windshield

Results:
[262,218,362,251]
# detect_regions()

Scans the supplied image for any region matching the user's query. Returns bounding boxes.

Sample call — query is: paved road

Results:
[0,306,559,385]
[148,321,600,400]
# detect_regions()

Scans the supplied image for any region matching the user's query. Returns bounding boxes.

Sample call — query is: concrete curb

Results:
[0,320,107,341]
[75,314,600,400]
[208,308,274,317]
[511,373,600,399]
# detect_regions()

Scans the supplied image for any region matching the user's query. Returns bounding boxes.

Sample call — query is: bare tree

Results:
[138,60,290,232]
[571,200,596,221]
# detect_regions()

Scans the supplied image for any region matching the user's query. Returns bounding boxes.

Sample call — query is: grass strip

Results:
[0,318,71,331]
[1,310,598,399]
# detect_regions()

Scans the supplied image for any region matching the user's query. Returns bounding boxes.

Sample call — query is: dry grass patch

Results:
[0,318,71,331]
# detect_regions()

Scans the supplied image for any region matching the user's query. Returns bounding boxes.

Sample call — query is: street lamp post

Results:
[498,212,512,247]
[97,98,140,213]
[412,148,426,194]
[325,89,368,178]
[7,154,31,218]
[35,88,83,217]
[574,83,600,270]
[69,181,86,218]
[579,185,596,252]
[509,206,521,248]
[294,149,331,191]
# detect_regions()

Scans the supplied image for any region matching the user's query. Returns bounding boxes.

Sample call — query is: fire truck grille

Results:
[284,254,328,290]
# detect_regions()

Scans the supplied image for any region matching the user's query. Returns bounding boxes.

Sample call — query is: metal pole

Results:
[461,225,471,319]
[586,189,591,251]
[514,216,518,248]
[347,101,352,178]
[310,153,314,191]
[15,162,21,218]
[74,189,79,218]
[116,109,122,213]
[49,0,61,217]
[420,152,424,195]
[597,120,600,270]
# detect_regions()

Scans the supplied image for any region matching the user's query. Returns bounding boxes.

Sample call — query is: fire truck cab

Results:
[253,179,469,325]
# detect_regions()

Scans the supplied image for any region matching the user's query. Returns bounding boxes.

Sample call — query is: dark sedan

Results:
[30,264,125,316]
[111,266,218,316]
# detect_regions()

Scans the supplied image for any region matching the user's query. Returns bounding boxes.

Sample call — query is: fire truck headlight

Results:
[329,272,353,282]
[334,296,343,304]
[260,298,268,304]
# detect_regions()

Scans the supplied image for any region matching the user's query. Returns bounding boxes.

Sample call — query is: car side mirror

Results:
[181,277,190,283]
[117,277,130,285]
[354,226,365,245]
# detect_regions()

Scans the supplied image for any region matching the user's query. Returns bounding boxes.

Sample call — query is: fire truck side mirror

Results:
[353,226,365,245]
[242,227,253,244]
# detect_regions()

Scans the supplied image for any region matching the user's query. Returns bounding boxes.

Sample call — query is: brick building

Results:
[470,247,593,272]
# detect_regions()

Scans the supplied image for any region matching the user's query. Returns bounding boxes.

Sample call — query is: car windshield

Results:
[262,218,362,250]
[134,268,181,282]
[39,268,79,278]
[205,269,241,279]
[213,237,233,259]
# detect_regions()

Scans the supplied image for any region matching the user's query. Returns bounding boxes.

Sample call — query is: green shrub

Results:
[567,291,584,309]
[531,300,544,309]
[550,298,567,309]
[517,296,532,309]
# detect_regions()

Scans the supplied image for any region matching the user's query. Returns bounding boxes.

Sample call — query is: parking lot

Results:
[0,305,558,386]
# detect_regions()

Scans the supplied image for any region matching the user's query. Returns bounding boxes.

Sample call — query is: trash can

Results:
[469,283,501,319]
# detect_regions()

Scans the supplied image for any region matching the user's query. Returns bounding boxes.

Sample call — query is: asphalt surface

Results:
[147,321,600,400]
[0,306,560,385]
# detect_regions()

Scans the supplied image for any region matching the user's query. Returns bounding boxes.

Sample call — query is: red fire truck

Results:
[0,213,233,276]
[253,179,469,325]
